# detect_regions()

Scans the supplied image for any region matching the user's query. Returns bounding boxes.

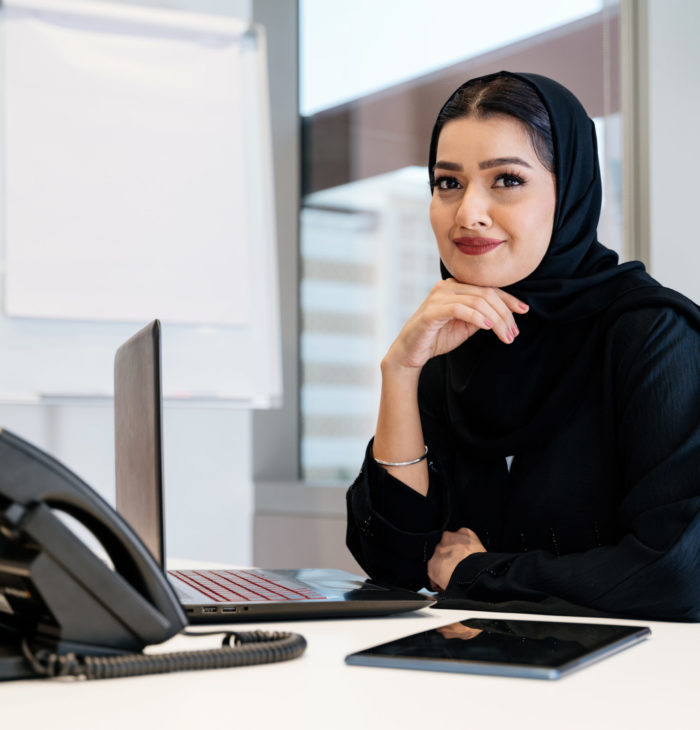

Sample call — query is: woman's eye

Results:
[493,173,525,188]
[434,176,461,191]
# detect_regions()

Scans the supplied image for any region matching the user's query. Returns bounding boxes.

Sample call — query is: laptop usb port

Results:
[202,607,218,614]
[222,607,237,613]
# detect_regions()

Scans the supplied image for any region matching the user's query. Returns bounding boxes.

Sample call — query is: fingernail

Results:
[512,326,519,337]
[506,331,514,343]
[518,301,529,311]
[483,318,494,329]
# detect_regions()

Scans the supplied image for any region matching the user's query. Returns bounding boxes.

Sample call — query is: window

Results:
[299,0,621,482]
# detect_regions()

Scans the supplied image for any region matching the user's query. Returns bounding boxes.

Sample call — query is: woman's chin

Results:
[443,255,538,289]
[448,265,517,289]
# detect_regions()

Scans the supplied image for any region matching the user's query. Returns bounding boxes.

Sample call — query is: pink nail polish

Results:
[483,318,494,329]
[512,326,520,337]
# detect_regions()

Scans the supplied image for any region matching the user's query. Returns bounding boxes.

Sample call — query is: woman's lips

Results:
[453,237,504,255]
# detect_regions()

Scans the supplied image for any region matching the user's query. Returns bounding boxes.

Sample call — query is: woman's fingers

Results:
[442,278,529,316]
[499,289,530,314]
[429,296,513,345]
[453,296,515,344]
[437,527,487,553]
[438,279,528,344]
[428,533,484,592]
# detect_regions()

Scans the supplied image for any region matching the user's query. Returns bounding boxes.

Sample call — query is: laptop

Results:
[114,320,434,623]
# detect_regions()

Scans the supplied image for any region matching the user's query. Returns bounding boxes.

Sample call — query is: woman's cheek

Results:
[428,198,445,236]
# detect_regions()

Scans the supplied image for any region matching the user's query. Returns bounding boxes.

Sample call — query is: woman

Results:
[346,71,700,621]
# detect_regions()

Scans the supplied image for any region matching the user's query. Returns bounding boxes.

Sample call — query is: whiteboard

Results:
[0,0,281,406]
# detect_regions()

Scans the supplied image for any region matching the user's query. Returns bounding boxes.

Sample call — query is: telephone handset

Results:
[0,428,187,660]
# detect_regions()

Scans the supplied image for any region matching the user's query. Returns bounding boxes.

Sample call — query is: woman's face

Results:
[429,114,556,288]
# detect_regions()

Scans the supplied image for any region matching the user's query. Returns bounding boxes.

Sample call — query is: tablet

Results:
[345,618,650,679]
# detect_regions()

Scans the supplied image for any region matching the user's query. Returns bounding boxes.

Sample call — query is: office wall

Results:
[646,0,700,302]
[0,0,255,566]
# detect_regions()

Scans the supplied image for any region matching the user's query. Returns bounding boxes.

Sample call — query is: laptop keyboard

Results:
[168,569,327,603]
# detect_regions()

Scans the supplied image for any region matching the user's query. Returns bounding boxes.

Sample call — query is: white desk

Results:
[3,604,698,730]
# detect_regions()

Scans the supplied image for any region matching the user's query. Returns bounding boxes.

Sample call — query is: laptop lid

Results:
[114,320,165,567]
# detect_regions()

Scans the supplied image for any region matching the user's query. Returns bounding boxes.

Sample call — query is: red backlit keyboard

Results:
[168,569,326,603]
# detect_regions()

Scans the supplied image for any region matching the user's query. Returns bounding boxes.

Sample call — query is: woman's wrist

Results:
[380,353,423,383]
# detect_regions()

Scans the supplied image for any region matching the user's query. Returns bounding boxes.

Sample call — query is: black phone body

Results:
[0,428,186,663]
[346,618,651,679]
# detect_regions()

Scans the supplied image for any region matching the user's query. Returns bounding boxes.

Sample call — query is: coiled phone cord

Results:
[21,629,307,680]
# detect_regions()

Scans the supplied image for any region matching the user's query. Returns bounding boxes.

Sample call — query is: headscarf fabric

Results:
[429,71,698,455]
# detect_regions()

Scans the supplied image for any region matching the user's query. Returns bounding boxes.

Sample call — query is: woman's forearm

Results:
[372,359,429,496]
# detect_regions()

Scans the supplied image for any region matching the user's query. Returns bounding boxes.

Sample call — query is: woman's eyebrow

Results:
[433,156,534,172]
[433,160,462,171]
[479,156,533,170]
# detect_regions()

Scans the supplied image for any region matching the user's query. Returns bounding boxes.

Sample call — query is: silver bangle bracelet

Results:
[373,445,428,467]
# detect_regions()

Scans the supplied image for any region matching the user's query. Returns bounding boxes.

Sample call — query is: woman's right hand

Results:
[372,279,528,497]
[383,278,529,372]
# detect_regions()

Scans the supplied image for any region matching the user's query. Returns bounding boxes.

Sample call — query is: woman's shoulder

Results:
[604,299,700,374]
[610,302,694,333]
[602,285,699,331]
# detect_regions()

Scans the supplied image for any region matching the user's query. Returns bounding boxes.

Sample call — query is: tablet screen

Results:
[345,618,650,679]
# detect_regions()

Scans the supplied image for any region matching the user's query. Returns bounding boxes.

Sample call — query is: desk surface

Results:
[3,600,697,730]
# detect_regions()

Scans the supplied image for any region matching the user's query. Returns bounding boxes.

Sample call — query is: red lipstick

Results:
[453,237,504,255]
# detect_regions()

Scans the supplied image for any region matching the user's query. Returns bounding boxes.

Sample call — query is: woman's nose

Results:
[455,186,492,229]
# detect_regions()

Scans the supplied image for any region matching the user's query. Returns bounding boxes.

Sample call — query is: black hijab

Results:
[429,71,698,455]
